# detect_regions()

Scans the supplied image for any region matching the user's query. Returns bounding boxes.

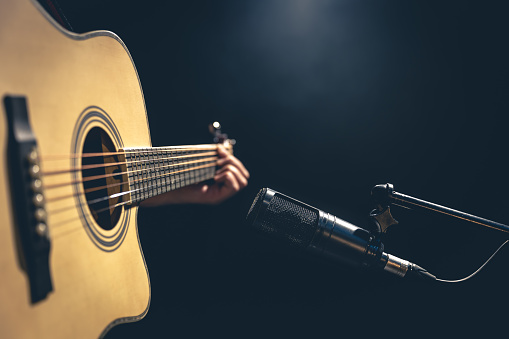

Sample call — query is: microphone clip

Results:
[369,183,399,235]
[370,205,399,235]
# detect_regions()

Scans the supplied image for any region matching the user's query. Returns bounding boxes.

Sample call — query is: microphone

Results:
[246,188,436,280]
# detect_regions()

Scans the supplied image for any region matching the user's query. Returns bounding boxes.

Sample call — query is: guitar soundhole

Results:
[81,127,123,230]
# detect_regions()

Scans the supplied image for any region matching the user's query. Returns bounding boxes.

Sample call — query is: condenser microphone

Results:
[246,188,435,280]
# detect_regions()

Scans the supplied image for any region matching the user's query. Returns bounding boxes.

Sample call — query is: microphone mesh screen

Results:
[248,189,319,248]
[246,188,266,227]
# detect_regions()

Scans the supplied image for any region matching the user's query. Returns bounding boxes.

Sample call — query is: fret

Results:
[146,149,151,198]
[153,150,157,195]
[159,149,166,194]
[201,150,209,182]
[181,153,187,184]
[135,149,141,201]
[158,150,165,194]
[182,150,188,186]
[151,150,161,196]
[166,148,174,191]
[174,149,180,188]
[182,150,187,186]
[123,150,134,203]
[168,150,177,191]
[184,150,190,185]
[202,151,208,180]
[122,148,139,204]
[151,149,157,197]
[198,150,206,183]
[185,150,191,185]
[132,150,139,202]
[169,149,175,189]
[148,150,153,196]
[188,150,195,185]
[187,151,194,185]
[165,150,170,191]
[133,149,140,202]
[171,150,176,188]
[159,148,165,192]
[194,150,200,183]
[191,150,196,185]
[176,149,183,189]
[208,152,214,180]
[167,148,174,191]
[158,150,163,194]
[184,151,190,186]
[190,150,196,184]
[142,149,148,200]
[209,151,216,179]
[194,151,203,183]
[166,148,172,189]
[158,149,164,193]
[192,150,199,185]
[205,150,212,181]
[131,150,137,202]
[145,149,151,198]
[137,150,144,202]
[129,151,136,203]
[131,150,140,201]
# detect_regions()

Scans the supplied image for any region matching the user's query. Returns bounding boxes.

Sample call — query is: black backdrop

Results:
[53,0,509,337]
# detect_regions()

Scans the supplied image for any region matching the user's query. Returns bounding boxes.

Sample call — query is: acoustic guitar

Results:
[0,0,234,337]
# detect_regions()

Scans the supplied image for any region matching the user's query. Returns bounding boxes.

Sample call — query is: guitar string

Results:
[46,161,217,215]
[48,164,218,240]
[43,155,218,190]
[40,148,220,189]
[47,159,218,205]
[44,165,215,222]
[44,153,218,220]
[39,144,223,160]
[41,150,217,176]
[91,168,213,215]
[45,154,216,203]
[48,163,215,231]
[52,163,214,216]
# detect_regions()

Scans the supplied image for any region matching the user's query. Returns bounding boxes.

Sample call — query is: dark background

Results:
[53,0,509,337]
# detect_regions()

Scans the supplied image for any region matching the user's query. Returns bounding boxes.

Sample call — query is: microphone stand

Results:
[369,183,509,235]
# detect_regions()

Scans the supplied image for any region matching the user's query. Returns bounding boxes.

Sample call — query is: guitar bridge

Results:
[4,95,53,304]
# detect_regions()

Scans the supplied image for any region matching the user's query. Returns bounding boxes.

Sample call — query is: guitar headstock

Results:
[209,121,235,154]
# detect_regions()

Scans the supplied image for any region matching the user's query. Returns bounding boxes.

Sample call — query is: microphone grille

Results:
[246,188,267,226]
[246,188,319,248]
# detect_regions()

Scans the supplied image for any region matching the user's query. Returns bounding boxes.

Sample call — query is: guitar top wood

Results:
[0,0,152,337]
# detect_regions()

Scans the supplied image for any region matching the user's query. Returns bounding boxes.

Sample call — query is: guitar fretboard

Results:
[123,146,218,204]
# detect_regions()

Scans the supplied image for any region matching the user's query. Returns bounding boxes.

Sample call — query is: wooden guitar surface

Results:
[0,0,151,337]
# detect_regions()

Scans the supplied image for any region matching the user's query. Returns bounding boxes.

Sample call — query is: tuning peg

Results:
[209,121,235,145]
[209,121,222,135]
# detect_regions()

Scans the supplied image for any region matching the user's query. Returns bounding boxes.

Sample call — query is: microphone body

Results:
[246,188,434,280]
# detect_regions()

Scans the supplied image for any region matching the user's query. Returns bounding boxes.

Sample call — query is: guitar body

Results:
[0,0,151,337]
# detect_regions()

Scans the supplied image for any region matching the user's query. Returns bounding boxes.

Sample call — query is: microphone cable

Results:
[435,240,509,283]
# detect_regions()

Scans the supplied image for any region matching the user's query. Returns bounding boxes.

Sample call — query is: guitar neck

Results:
[122,144,220,205]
